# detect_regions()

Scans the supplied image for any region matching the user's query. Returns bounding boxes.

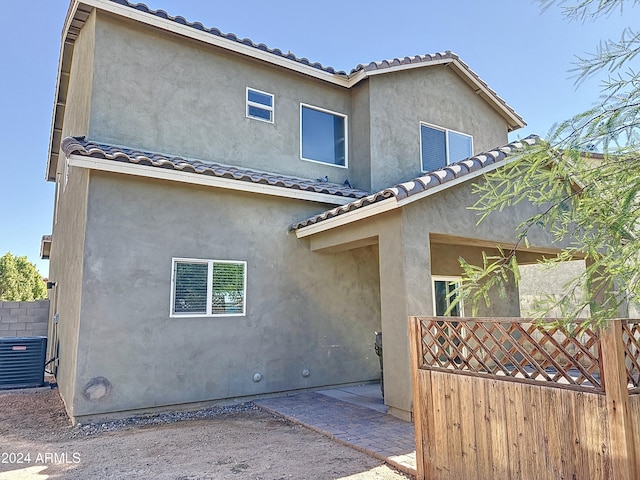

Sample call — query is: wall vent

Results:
[0,337,47,390]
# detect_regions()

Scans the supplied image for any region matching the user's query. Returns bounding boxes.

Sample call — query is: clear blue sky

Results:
[0,0,633,277]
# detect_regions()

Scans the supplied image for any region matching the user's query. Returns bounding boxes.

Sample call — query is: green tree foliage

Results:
[459,0,640,326]
[0,252,47,302]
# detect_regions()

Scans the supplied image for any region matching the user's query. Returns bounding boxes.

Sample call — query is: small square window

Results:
[246,88,274,123]
[420,123,472,172]
[300,104,347,167]
[171,258,247,317]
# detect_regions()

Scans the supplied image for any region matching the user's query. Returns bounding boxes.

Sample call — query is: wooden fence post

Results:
[409,316,428,480]
[600,319,637,480]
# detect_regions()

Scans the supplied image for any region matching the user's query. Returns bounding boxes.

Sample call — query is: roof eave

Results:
[352,58,525,131]
[46,0,91,182]
[67,153,358,206]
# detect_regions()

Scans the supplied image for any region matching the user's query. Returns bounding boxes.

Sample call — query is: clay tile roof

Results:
[61,136,371,200]
[290,135,541,230]
[352,51,521,127]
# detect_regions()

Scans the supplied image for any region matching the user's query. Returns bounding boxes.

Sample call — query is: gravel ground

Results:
[73,402,259,437]
[0,387,411,479]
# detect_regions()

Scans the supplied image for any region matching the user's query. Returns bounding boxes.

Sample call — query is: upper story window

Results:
[420,123,473,173]
[246,88,274,123]
[171,258,247,317]
[300,104,347,167]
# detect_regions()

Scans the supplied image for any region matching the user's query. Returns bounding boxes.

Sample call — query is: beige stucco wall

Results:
[48,7,530,421]
[47,12,96,417]
[305,174,571,418]
[367,68,510,192]
[86,13,514,197]
[69,172,381,419]
[350,81,372,191]
[89,12,356,187]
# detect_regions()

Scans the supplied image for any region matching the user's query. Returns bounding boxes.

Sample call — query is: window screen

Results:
[447,131,473,163]
[173,262,208,314]
[211,262,246,314]
[421,124,473,172]
[172,259,246,317]
[421,125,447,172]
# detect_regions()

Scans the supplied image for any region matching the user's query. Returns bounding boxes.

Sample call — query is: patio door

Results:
[432,276,464,363]
[432,276,463,317]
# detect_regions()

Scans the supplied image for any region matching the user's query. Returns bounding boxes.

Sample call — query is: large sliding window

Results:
[420,123,473,172]
[300,104,347,167]
[171,258,247,317]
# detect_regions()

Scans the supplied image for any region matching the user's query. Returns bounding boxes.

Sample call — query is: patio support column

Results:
[378,211,413,421]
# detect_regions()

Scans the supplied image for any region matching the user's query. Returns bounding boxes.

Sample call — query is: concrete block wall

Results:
[0,300,50,338]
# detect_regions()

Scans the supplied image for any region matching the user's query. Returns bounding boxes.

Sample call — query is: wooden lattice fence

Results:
[409,317,640,480]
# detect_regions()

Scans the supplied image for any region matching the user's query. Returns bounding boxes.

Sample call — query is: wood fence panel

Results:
[431,371,452,479]
[409,318,429,480]
[573,391,593,479]
[541,386,563,478]
[486,377,511,478]
[457,375,478,478]
[409,316,637,480]
[600,321,638,480]
[443,373,462,478]
[471,378,493,480]
[557,387,580,480]
[627,394,640,476]
[503,381,523,479]
[421,373,618,479]
[527,385,547,477]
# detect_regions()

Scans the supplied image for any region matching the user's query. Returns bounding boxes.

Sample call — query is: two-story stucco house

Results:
[43,0,563,424]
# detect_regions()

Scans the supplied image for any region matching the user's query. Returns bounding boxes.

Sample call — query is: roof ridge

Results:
[351,51,458,73]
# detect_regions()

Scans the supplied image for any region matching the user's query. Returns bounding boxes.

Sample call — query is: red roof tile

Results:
[290,135,541,230]
[61,137,370,199]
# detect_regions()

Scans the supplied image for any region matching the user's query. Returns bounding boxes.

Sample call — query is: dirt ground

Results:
[0,388,411,479]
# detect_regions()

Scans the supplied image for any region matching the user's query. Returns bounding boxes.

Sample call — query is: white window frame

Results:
[300,103,348,168]
[170,257,247,318]
[431,275,464,317]
[420,122,473,173]
[431,275,467,362]
[246,87,274,123]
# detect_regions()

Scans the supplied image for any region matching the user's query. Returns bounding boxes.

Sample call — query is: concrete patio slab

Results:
[255,384,416,477]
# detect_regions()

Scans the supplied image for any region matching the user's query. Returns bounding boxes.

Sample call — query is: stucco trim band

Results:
[68,155,357,206]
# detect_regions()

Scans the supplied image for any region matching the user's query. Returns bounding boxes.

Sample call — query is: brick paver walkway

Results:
[255,392,417,476]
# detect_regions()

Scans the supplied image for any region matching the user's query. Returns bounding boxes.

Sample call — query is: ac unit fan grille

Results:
[0,337,47,389]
